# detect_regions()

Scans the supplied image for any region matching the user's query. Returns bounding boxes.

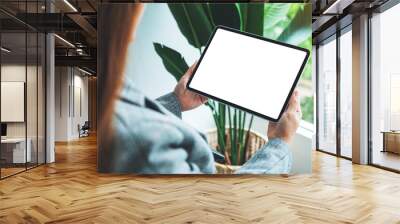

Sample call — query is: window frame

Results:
[315,24,353,160]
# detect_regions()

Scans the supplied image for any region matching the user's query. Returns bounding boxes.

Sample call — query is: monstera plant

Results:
[154,3,311,166]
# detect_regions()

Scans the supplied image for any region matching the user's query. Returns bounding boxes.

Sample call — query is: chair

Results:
[78,121,90,138]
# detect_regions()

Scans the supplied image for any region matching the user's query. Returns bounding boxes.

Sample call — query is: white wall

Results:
[1,65,26,138]
[290,121,313,173]
[74,73,89,137]
[55,67,69,141]
[1,65,39,138]
[125,4,214,132]
[54,67,89,141]
[1,64,46,164]
[124,4,311,173]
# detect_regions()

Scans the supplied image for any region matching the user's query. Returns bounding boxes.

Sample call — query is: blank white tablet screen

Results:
[188,28,308,120]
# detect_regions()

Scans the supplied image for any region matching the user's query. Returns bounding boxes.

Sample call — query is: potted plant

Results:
[154,3,311,173]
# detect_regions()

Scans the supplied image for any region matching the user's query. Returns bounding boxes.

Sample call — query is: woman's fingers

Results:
[287,89,299,113]
[297,101,302,119]
[200,95,208,103]
[181,62,198,84]
[186,62,198,77]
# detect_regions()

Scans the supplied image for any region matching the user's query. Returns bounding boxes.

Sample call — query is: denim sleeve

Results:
[111,118,215,174]
[235,138,292,174]
[156,92,182,118]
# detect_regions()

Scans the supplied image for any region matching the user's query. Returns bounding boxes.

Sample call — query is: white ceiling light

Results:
[1,47,11,53]
[54,34,75,48]
[78,67,93,76]
[76,48,84,55]
[63,0,78,12]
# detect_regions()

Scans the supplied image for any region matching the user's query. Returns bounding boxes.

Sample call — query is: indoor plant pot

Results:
[206,128,267,174]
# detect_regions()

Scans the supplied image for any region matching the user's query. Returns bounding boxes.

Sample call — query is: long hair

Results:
[97,4,144,171]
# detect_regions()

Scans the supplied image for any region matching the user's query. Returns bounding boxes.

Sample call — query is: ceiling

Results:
[0,0,97,73]
[312,0,390,43]
[0,0,395,74]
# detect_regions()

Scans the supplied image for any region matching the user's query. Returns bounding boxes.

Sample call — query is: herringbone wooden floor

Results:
[1,135,400,223]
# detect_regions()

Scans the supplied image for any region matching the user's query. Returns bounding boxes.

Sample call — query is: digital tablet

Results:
[187,26,310,121]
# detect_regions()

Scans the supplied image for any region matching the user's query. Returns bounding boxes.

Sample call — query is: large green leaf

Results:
[201,3,214,26]
[168,3,213,49]
[238,3,264,35]
[153,43,189,81]
[263,3,291,30]
[277,4,311,46]
[299,36,312,80]
[263,21,286,39]
[209,3,240,29]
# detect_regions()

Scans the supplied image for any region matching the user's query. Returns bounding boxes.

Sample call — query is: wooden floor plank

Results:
[1,135,400,223]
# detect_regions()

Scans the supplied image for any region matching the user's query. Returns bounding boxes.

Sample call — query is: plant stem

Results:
[238,111,242,164]
[227,107,233,165]
[232,109,237,165]
[241,112,247,163]
[207,101,224,153]
[243,115,254,161]
[220,103,226,147]
[216,104,226,153]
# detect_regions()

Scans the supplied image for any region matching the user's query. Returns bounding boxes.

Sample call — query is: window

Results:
[370,4,400,171]
[339,28,352,158]
[317,36,337,154]
[0,1,46,179]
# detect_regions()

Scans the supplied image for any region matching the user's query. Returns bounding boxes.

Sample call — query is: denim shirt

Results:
[106,81,292,174]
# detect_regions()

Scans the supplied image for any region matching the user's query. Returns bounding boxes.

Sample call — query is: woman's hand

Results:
[174,63,208,111]
[267,90,302,144]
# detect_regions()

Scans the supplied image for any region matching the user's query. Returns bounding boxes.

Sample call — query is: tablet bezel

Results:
[186,25,310,122]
